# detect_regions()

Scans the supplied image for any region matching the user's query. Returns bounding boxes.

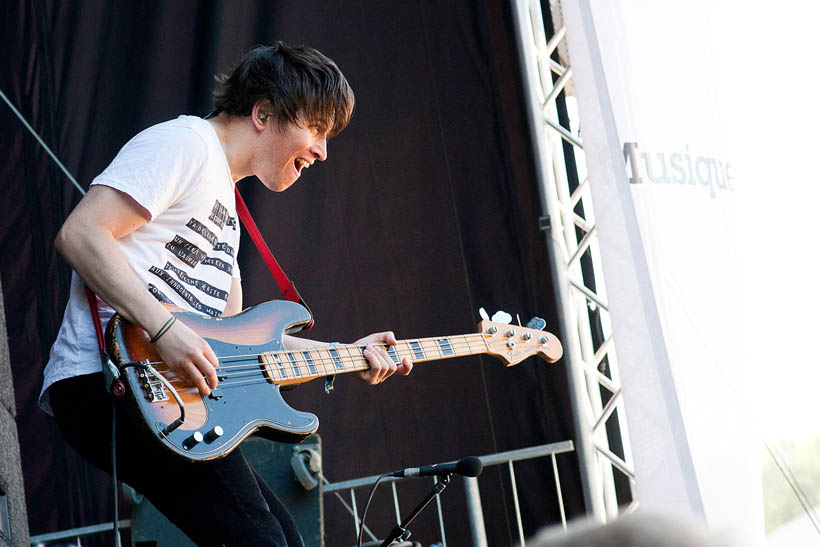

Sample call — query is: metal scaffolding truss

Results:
[511,0,637,521]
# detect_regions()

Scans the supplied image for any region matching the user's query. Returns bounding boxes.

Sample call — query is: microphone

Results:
[389,456,483,478]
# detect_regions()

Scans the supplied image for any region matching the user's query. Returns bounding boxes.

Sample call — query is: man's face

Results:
[253,119,328,192]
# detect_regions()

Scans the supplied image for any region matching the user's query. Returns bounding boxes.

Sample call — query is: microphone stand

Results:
[379,474,451,547]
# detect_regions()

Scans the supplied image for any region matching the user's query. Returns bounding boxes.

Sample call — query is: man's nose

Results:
[311,137,327,161]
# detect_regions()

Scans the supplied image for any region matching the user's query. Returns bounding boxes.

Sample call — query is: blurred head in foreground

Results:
[525,511,733,547]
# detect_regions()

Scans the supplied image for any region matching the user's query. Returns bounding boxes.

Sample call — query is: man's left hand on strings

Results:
[354,331,413,385]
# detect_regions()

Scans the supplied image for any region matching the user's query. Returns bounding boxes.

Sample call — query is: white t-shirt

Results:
[40,116,240,413]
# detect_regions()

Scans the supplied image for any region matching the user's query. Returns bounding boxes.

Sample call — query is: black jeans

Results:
[49,373,304,547]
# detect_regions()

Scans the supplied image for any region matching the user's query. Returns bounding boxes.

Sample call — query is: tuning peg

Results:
[525,317,547,330]
[478,307,490,321]
[491,310,512,324]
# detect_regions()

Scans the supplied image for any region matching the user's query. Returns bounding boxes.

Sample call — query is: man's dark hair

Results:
[213,41,354,137]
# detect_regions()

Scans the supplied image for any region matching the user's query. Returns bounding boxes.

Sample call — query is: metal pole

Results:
[551,453,567,529]
[350,489,360,538]
[391,481,402,524]
[510,0,606,520]
[434,477,448,547]
[463,476,488,547]
[508,461,526,546]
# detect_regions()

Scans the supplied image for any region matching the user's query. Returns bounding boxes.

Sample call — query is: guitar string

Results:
[137,336,488,368]
[132,336,492,374]
[141,368,412,392]
[143,367,481,393]
[142,375,306,392]
[132,337,498,391]
[135,339,491,389]
[141,359,487,392]
[140,348,490,392]
[189,334,492,364]
[219,336,489,366]
[120,330,546,387]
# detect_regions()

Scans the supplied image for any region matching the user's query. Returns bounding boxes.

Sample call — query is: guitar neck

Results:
[259,333,489,385]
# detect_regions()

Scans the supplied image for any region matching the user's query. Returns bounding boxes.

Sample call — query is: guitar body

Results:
[105,300,319,461]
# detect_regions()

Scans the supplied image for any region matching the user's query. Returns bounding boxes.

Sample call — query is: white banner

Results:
[563,1,768,543]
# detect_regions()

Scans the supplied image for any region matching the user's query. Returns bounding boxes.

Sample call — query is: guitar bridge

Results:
[138,369,170,402]
[133,360,187,435]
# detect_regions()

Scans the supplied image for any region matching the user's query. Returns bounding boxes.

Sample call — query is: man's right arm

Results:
[56,185,219,395]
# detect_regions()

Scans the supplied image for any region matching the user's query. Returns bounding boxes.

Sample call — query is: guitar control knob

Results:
[183,431,204,450]
[205,426,224,443]
[505,329,516,338]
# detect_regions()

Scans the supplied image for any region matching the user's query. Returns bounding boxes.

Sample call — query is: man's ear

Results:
[251,101,272,131]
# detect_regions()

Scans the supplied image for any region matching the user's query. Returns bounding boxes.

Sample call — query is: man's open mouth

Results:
[294,158,309,173]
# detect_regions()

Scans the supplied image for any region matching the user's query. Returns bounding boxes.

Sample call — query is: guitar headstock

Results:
[477,320,563,366]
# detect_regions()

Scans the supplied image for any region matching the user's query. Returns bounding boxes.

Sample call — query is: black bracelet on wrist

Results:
[149,316,177,343]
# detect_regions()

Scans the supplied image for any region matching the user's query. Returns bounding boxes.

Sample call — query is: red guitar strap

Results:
[84,285,125,396]
[84,285,124,545]
[233,186,314,330]
[85,285,106,360]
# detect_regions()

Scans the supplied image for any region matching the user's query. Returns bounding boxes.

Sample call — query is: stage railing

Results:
[322,440,575,547]
[28,441,574,546]
[29,520,130,546]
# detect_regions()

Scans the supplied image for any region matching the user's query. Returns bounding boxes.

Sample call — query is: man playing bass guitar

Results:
[40,42,412,546]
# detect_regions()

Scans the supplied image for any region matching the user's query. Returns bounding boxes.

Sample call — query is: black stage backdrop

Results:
[1,1,584,544]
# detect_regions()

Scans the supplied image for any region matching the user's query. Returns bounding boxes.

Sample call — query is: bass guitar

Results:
[105,300,562,461]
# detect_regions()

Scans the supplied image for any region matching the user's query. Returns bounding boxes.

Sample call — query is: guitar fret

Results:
[462,334,473,355]
[302,351,318,375]
[259,352,273,380]
[329,346,344,370]
[386,345,400,364]
[409,340,425,360]
[437,338,454,356]
[342,345,356,370]
[266,354,274,378]
[286,352,299,376]
[316,349,331,374]
[276,353,288,378]
[296,350,308,377]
